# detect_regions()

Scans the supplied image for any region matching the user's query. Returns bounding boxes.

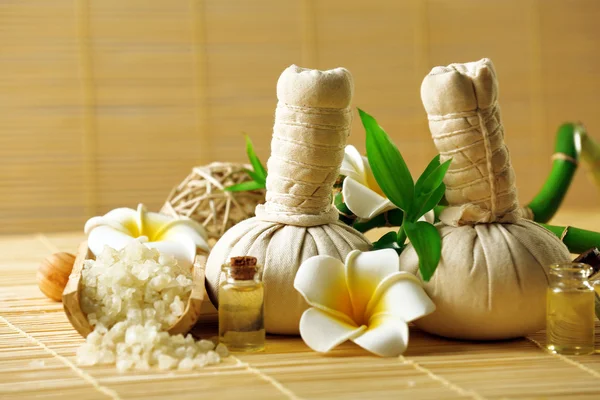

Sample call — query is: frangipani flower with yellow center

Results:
[294,249,435,357]
[84,204,209,269]
[341,145,394,220]
[341,145,435,223]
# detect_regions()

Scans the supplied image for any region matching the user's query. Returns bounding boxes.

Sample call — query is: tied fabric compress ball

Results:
[206,65,371,335]
[399,59,572,340]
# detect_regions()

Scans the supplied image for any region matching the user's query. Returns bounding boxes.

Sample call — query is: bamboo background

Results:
[1,0,599,235]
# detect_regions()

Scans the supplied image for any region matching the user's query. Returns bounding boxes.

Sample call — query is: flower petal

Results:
[152,219,210,253]
[299,308,366,353]
[84,208,139,236]
[87,226,135,256]
[294,255,354,320]
[419,210,435,224]
[363,158,386,198]
[342,178,396,219]
[366,272,436,323]
[344,249,400,323]
[340,145,367,184]
[352,314,409,357]
[136,204,164,238]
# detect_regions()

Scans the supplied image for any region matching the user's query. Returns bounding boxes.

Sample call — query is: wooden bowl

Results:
[62,241,207,337]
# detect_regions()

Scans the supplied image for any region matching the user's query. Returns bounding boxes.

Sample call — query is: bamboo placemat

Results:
[2,210,600,399]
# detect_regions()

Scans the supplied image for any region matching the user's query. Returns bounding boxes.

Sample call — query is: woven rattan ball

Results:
[161,162,266,241]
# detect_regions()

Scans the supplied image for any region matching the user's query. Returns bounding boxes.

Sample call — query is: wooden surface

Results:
[2,0,600,234]
[1,209,600,399]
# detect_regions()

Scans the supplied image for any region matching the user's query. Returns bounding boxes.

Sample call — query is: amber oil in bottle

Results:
[218,256,265,352]
[546,262,595,355]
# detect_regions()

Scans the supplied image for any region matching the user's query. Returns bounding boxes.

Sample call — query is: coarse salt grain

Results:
[76,240,226,371]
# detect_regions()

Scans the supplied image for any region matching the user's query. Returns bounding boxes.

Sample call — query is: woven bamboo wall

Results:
[1,0,599,235]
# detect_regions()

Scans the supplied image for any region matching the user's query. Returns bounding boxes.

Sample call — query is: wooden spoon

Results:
[63,241,207,337]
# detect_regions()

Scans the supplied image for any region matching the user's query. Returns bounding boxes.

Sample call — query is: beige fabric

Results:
[205,65,370,334]
[421,58,520,226]
[400,58,572,340]
[206,219,370,334]
[256,65,354,226]
[399,219,571,340]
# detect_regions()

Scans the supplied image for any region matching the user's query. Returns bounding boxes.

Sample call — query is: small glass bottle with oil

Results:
[218,256,265,352]
[547,262,595,355]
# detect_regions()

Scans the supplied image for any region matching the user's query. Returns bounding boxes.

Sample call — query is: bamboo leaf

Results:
[403,221,441,282]
[410,158,451,221]
[334,192,353,216]
[372,231,403,254]
[225,180,265,192]
[245,134,268,180]
[414,155,441,195]
[416,183,446,219]
[415,159,451,201]
[244,168,266,185]
[359,108,414,212]
[438,194,449,206]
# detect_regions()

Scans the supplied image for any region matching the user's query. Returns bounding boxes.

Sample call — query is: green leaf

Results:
[225,180,266,192]
[244,168,266,185]
[403,220,441,282]
[415,158,451,200]
[372,231,403,254]
[416,183,446,219]
[359,108,414,212]
[334,192,354,216]
[410,158,451,221]
[414,155,441,196]
[245,134,268,180]
[438,194,449,206]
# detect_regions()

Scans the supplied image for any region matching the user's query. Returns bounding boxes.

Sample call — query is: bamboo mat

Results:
[2,210,600,399]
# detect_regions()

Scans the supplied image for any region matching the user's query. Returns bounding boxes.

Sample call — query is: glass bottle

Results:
[218,256,265,352]
[546,262,595,355]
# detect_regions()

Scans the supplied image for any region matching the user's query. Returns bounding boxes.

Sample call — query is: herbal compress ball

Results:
[206,65,371,335]
[399,59,571,340]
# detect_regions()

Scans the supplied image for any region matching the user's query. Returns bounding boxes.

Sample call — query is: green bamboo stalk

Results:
[540,223,600,255]
[526,123,584,223]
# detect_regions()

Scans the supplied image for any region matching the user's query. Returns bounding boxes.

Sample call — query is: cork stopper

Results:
[228,256,259,280]
[574,248,600,277]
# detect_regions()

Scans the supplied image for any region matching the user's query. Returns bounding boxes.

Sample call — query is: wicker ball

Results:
[161,162,266,241]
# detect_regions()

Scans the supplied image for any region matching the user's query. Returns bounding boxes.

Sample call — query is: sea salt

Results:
[76,241,227,371]
[215,343,229,358]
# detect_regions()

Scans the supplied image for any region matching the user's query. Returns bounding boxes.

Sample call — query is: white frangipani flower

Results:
[294,249,435,357]
[84,204,209,269]
[340,145,396,220]
[340,145,435,223]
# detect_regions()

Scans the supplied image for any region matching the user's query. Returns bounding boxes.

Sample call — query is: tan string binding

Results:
[255,70,353,227]
[478,110,498,218]
[421,58,521,226]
